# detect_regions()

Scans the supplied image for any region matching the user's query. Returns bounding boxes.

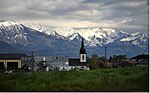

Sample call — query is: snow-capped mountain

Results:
[120,32,148,47]
[25,23,148,47]
[0,20,148,57]
[0,20,28,45]
[0,21,78,54]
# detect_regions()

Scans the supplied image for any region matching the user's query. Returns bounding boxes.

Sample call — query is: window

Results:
[82,55,84,60]
[21,57,24,60]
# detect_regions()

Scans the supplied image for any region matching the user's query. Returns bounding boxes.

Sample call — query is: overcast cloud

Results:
[0,0,148,33]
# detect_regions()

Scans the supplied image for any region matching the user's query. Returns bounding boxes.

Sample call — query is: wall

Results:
[34,56,69,68]
[0,60,21,70]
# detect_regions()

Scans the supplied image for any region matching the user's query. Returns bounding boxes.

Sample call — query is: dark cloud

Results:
[0,0,148,33]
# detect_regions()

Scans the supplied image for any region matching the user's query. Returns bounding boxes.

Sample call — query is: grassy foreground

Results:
[0,66,148,92]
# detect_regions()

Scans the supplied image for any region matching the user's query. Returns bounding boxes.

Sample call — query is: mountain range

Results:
[0,20,149,58]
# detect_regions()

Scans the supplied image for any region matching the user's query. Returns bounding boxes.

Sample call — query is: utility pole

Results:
[31,51,34,72]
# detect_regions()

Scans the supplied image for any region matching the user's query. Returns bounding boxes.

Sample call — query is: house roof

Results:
[69,59,88,66]
[130,54,149,59]
[0,54,28,60]
[136,59,149,65]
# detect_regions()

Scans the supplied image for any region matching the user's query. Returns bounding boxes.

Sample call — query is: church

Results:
[68,38,89,70]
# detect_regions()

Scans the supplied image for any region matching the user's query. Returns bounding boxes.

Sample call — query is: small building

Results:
[0,54,28,71]
[33,56,69,71]
[51,56,68,68]
[130,54,149,62]
[130,54,149,66]
[110,59,137,68]
[21,56,32,66]
[118,60,136,67]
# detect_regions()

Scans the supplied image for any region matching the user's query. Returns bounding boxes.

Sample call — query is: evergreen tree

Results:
[109,56,112,62]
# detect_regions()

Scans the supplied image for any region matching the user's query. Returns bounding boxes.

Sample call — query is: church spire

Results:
[80,37,86,54]
[81,37,84,48]
[80,37,86,62]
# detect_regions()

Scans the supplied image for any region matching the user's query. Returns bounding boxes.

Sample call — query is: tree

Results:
[111,55,127,63]
[90,54,99,69]
[99,56,107,62]
[109,56,113,62]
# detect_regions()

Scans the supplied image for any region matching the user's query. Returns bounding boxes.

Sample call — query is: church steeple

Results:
[80,37,86,54]
[81,38,84,48]
[80,37,86,62]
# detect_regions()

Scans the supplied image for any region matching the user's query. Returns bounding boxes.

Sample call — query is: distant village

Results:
[0,38,148,72]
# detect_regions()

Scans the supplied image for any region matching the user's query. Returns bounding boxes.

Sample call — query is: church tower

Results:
[80,38,86,62]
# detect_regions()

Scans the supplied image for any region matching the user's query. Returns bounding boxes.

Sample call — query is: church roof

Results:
[69,59,89,66]
[0,54,28,60]
[130,54,149,59]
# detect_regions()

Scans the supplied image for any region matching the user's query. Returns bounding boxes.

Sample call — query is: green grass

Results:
[0,66,148,92]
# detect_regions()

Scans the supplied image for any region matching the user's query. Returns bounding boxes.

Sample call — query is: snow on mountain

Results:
[0,21,79,54]
[25,24,122,47]
[25,23,51,33]
[120,32,148,46]
[25,23,75,37]
[120,32,148,42]
[0,20,28,45]
[1,21,148,48]
[68,33,81,40]
[25,23,149,48]
[120,36,136,42]
[131,32,141,36]
[0,20,19,27]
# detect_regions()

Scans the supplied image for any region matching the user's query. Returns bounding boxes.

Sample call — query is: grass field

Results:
[0,66,148,92]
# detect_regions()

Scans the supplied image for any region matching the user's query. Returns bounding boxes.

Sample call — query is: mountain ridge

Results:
[0,21,148,57]
[25,22,148,47]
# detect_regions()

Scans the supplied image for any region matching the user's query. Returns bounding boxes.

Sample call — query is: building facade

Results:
[33,56,69,71]
[0,54,28,70]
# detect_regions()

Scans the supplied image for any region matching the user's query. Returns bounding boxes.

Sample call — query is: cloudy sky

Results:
[0,0,149,33]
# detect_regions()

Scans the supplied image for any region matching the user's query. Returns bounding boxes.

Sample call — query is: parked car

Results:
[79,66,89,70]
